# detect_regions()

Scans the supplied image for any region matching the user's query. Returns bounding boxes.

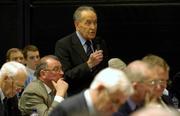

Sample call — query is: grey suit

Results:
[18,79,59,116]
[50,92,90,116]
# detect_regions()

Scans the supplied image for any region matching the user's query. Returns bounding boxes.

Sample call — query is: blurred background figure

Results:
[113,60,157,116]
[23,45,40,87]
[19,55,68,116]
[142,54,175,108]
[50,67,133,116]
[6,48,25,64]
[0,61,27,116]
[108,58,126,71]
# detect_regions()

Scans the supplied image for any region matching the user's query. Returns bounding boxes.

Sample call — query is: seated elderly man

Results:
[18,55,68,116]
[113,60,158,116]
[142,54,174,108]
[50,67,134,116]
[0,61,27,116]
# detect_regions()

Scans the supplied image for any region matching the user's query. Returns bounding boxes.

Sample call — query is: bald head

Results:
[125,60,152,83]
[108,58,126,70]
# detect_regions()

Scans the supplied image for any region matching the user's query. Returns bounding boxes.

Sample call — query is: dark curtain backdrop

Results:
[1,0,180,79]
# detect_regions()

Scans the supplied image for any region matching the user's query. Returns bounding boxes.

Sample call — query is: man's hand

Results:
[87,50,103,69]
[52,79,68,97]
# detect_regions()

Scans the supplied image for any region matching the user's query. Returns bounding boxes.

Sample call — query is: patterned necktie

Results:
[85,40,93,57]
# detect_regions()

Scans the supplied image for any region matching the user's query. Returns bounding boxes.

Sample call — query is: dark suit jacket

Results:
[0,97,5,116]
[113,101,135,116]
[55,32,109,96]
[4,96,21,116]
[0,90,21,116]
[50,92,89,116]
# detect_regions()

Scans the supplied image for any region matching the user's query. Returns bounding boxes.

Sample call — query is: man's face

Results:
[9,51,24,64]
[2,71,26,98]
[75,10,97,40]
[25,51,40,70]
[95,88,128,116]
[42,59,64,83]
[131,79,154,106]
[148,66,169,98]
[132,68,157,104]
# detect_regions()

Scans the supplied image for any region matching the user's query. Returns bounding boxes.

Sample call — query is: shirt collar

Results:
[0,88,5,102]
[76,31,87,46]
[127,98,137,111]
[26,67,35,74]
[43,83,52,94]
[84,89,96,115]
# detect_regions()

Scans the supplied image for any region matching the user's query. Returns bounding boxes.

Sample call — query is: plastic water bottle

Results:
[30,109,39,116]
[172,96,179,109]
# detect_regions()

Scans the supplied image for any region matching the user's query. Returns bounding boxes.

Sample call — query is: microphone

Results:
[95,37,101,50]
[96,44,101,50]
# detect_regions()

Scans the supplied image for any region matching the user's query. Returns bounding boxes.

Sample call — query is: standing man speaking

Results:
[55,5,109,96]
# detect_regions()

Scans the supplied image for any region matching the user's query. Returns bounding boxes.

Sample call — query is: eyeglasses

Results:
[43,68,62,73]
[145,80,167,86]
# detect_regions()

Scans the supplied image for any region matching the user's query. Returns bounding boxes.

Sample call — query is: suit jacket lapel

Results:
[37,80,52,107]
[72,34,88,61]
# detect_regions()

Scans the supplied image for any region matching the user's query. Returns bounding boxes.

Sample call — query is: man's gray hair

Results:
[0,61,27,79]
[73,5,96,21]
[90,67,134,96]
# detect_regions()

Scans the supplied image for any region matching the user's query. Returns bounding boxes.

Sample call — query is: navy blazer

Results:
[55,32,109,96]
[113,101,134,116]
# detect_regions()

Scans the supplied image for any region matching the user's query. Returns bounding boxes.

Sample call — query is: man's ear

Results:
[132,82,138,89]
[74,21,79,31]
[39,70,47,80]
[3,76,9,80]
[97,84,105,92]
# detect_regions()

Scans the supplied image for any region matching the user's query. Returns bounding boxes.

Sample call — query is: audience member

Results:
[55,5,109,96]
[142,54,174,107]
[108,58,126,70]
[50,67,134,116]
[6,48,25,64]
[18,55,68,116]
[113,60,157,116]
[23,45,40,87]
[5,47,26,115]
[0,61,27,116]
